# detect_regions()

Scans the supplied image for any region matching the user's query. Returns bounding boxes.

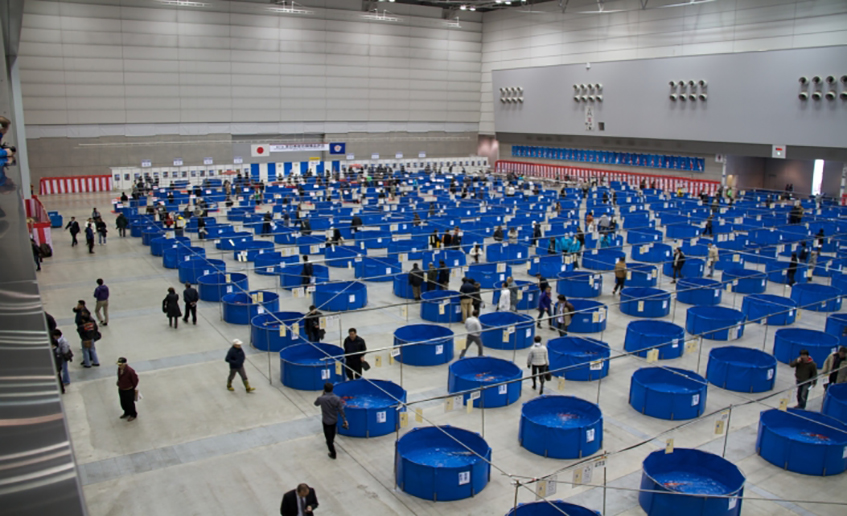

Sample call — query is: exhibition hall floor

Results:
[38,191,844,516]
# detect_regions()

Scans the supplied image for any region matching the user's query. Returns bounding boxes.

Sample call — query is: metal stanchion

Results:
[722,405,734,458]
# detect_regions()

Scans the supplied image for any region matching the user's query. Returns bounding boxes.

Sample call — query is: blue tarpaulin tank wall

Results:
[221,290,280,325]
[676,278,723,306]
[772,328,839,366]
[448,356,522,408]
[395,425,491,501]
[420,290,463,323]
[393,324,454,366]
[279,343,344,390]
[756,408,847,476]
[492,280,539,311]
[624,320,686,360]
[466,263,513,289]
[620,287,671,317]
[706,346,777,393]
[741,294,797,325]
[825,313,847,346]
[790,283,842,312]
[333,379,406,438]
[822,383,847,424]
[626,263,659,287]
[197,272,249,302]
[505,500,599,516]
[566,299,608,333]
[639,448,745,516]
[519,395,603,459]
[163,245,205,269]
[279,264,330,289]
[547,336,610,381]
[179,257,226,284]
[556,271,602,298]
[479,312,535,350]
[721,268,767,294]
[313,281,367,311]
[250,312,305,352]
[630,367,707,420]
[150,236,189,256]
[686,306,745,341]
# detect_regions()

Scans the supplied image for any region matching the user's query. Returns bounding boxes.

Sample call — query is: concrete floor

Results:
[38,191,846,516]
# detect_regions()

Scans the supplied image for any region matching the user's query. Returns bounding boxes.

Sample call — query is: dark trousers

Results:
[672,266,682,280]
[118,228,127,237]
[613,277,625,293]
[787,271,796,285]
[531,365,548,389]
[302,276,311,285]
[119,389,137,417]
[537,308,552,327]
[183,303,197,323]
[346,360,362,380]
[796,381,810,409]
[323,422,337,457]
[71,233,78,246]
[87,239,95,253]
[412,285,421,300]
[305,325,320,343]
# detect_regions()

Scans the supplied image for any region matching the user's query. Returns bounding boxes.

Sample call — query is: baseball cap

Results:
[232,339,243,346]
[116,357,127,364]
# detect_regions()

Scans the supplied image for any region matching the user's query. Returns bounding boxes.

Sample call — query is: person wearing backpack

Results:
[77,311,100,368]
[52,329,72,386]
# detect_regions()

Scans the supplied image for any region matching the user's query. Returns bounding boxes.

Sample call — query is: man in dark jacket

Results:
[314,382,348,459]
[65,217,80,246]
[350,214,363,233]
[408,263,425,301]
[426,263,438,292]
[280,484,319,516]
[116,357,138,421]
[493,226,504,242]
[459,277,475,322]
[85,223,95,254]
[115,212,129,237]
[304,305,324,342]
[342,328,367,380]
[789,349,817,409]
[182,282,199,325]
[301,255,314,285]
[262,211,273,235]
[437,260,450,290]
[225,339,255,393]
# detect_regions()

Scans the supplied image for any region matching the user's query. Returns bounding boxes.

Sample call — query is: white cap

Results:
[232,339,243,346]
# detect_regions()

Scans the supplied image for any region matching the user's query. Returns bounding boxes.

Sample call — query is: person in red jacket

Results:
[116,357,139,421]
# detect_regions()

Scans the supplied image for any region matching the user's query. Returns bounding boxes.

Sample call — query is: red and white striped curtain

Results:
[39,175,112,195]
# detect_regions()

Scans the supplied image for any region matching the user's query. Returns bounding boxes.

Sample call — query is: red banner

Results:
[39,175,112,195]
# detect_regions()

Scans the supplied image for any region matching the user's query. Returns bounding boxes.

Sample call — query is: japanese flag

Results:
[251,144,269,157]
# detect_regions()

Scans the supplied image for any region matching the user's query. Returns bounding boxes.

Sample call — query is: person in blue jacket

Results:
[85,223,96,254]
[536,286,553,330]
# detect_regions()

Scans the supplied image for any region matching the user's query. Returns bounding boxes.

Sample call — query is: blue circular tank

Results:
[741,294,797,325]
[142,227,165,245]
[423,249,466,269]
[492,280,539,311]
[583,249,625,271]
[825,313,847,345]
[179,257,226,284]
[313,281,367,311]
[479,312,535,350]
[662,257,705,278]
[333,379,406,438]
[721,268,767,293]
[620,287,671,317]
[324,245,360,268]
[548,336,610,381]
[506,501,599,516]
[250,311,306,351]
[448,356,522,408]
[686,306,745,340]
[629,367,707,420]
[198,272,249,302]
[676,278,722,306]
[355,256,401,282]
[279,342,344,390]
[631,242,673,263]
[393,324,454,366]
[757,408,847,476]
[567,299,607,333]
[556,271,602,298]
[279,264,330,290]
[163,245,205,269]
[790,283,842,312]
[519,396,603,459]
[529,254,571,278]
[221,290,280,325]
[627,263,659,287]
[765,259,809,284]
[639,448,745,516]
[486,243,531,264]
[625,320,685,360]
[466,263,513,289]
[420,290,462,323]
[772,328,839,366]
[823,383,847,424]
[395,425,491,501]
[392,273,415,299]
[150,236,190,257]
[706,346,777,392]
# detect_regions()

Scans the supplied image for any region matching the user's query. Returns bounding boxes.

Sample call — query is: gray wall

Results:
[729,155,845,197]
[492,46,847,151]
[726,156,765,190]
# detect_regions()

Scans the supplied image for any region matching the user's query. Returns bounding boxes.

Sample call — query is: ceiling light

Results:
[160,0,207,6]
[267,1,312,15]
[460,5,467,9]
[362,9,400,22]
[469,6,476,10]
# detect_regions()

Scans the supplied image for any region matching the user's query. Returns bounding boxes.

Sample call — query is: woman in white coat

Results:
[527,336,549,394]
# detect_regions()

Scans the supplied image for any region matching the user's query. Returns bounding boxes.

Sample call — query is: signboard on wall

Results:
[371,154,380,160]
[233,156,243,164]
[772,145,786,159]
[141,160,151,167]
[585,106,595,131]
[395,153,403,159]
[419,152,426,158]
[346,154,355,160]
[173,158,183,166]
[203,157,214,165]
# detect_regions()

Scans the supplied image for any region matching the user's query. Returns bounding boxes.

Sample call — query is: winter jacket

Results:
[614,260,627,279]
[789,356,818,382]
[821,352,847,384]
[437,268,450,286]
[707,246,719,265]
[183,286,199,304]
[459,280,475,300]
[426,266,438,286]
[225,346,246,369]
[527,344,549,367]
[498,288,511,311]
[85,226,95,241]
[343,336,367,365]
[538,291,552,311]
[163,292,182,318]
[408,267,425,287]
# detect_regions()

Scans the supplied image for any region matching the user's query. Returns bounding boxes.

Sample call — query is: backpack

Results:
[63,348,74,362]
[39,243,52,257]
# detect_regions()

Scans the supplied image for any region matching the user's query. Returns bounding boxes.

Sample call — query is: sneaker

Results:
[127,416,136,422]
[83,365,91,368]
[93,363,100,367]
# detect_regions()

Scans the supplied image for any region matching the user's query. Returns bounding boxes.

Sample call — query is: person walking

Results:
[537,286,553,329]
[506,277,519,312]
[527,336,549,394]
[31,238,42,271]
[553,295,575,336]
[77,310,100,368]
[65,216,80,246]
[304,305,324,342]
[182,282,199,325]
[821,346,847,390]
[706,243,719,278]
[85,223,95,254]
[116,212,128,237]
[497,283,511,312]
[471,280,483,314]
[613,256,626,295]
[787,253,799,286]
[301,255,314,285]
[342,328,367,380]
[52,329,72,386]
[459,277,475,322]
[162,287,182,328]
[426,263,438,292]
[671,248,685,284]
[408,263,425,301]
[789,349,817,409]
[460,310,484,358]
[93,278,109,326]
[262,211,273,236]
[116,357,139,421]
[96,218,108,245]
[314,382,348,459]
[437,260,450,290]
[51,338,66,394]
[225,339,256,392]
[280,484,319,516]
